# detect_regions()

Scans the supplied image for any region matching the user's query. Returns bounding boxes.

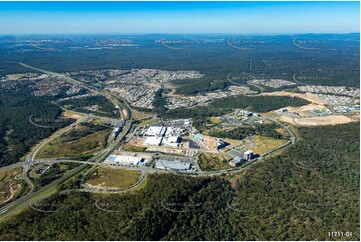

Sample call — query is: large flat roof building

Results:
[145,126,166,137]
[244,150,253,161]
[165,127,183,137]
[104,155,145,166]
[155,159,192,170]
[216,138,227,150]
[143,136,163,146]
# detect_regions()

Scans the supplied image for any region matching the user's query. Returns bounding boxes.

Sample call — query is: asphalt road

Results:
[0,63,134,220]
[0,163,87,219]
[0,63,298,220]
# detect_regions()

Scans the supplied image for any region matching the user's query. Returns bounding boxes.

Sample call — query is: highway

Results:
[0,62,298,220]
[0,114,106,174]
[0,63,134,220]
[0,116,88,197]
[0,119,92,219]
[0,163,87,219]
[0,113,296,219]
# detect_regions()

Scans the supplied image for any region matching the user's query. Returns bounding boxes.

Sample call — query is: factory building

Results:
[155,159,192,170]
[184,119,192,127]
[143,136,163,146]
[165,127,184,137]
[163,136,181,148]
[279,108,289,113]
[244,150,253,161]
[145,126,166,137]
[254,120,265,124]
[238,110,253,117]
[104,155,147,166]
[229,150,254,167]
[110,127,122,141]
[167,136,180,143]
[229,157,244,167]
[142,125,183,147]
[216,139,228,150]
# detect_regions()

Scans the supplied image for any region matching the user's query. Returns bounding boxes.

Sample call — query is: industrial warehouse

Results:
[155,159,194,171]
[103,155,195,172]
[104,155,148,166]
[142,125,184,147]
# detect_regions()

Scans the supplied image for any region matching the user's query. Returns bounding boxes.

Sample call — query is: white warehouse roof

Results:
[145,126,166,137]
[104,155,143,166]
[155,159,192,170]
[143,136,163,146]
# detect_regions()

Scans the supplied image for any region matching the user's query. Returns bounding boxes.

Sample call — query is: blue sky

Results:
[0,1,359,34]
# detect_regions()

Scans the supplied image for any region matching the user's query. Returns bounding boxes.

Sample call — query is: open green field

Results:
[198,152,231,171]
[208,116,222,124]
[0,168,23,206]
[252,135,288,155]
[85,167,140,189]
[37,122,111,160]
[138,117,158,126]
[275,127,288,136]
[123,145,147,152]
[132,109,154,120]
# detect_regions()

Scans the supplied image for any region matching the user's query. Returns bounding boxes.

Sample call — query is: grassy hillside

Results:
[85,167,140,189]
[37,122,111,160]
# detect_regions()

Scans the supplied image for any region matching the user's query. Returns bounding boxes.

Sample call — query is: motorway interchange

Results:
[0,63,296,220]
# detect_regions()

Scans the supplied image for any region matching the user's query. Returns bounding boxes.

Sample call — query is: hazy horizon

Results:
[0,1,359,35]
[1,32,360,36]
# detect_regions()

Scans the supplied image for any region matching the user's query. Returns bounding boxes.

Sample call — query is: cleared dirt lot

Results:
[260,91,358,126]
[285,103,328,112]
[61,111,83,120]
[0,168,23,206]
[279,115,354,126]
[258,91,327,105]
[197,134,242,153]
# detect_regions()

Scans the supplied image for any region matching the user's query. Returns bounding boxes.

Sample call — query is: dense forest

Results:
[0,85,75,167]
[209,126,255,140]
[0,122,358,240]
[58,96,119,118]
[174,78,230,94]
[209,95,310,112]
[209,123,285,140]
[1,34,359,88]
[152,88,168,113]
